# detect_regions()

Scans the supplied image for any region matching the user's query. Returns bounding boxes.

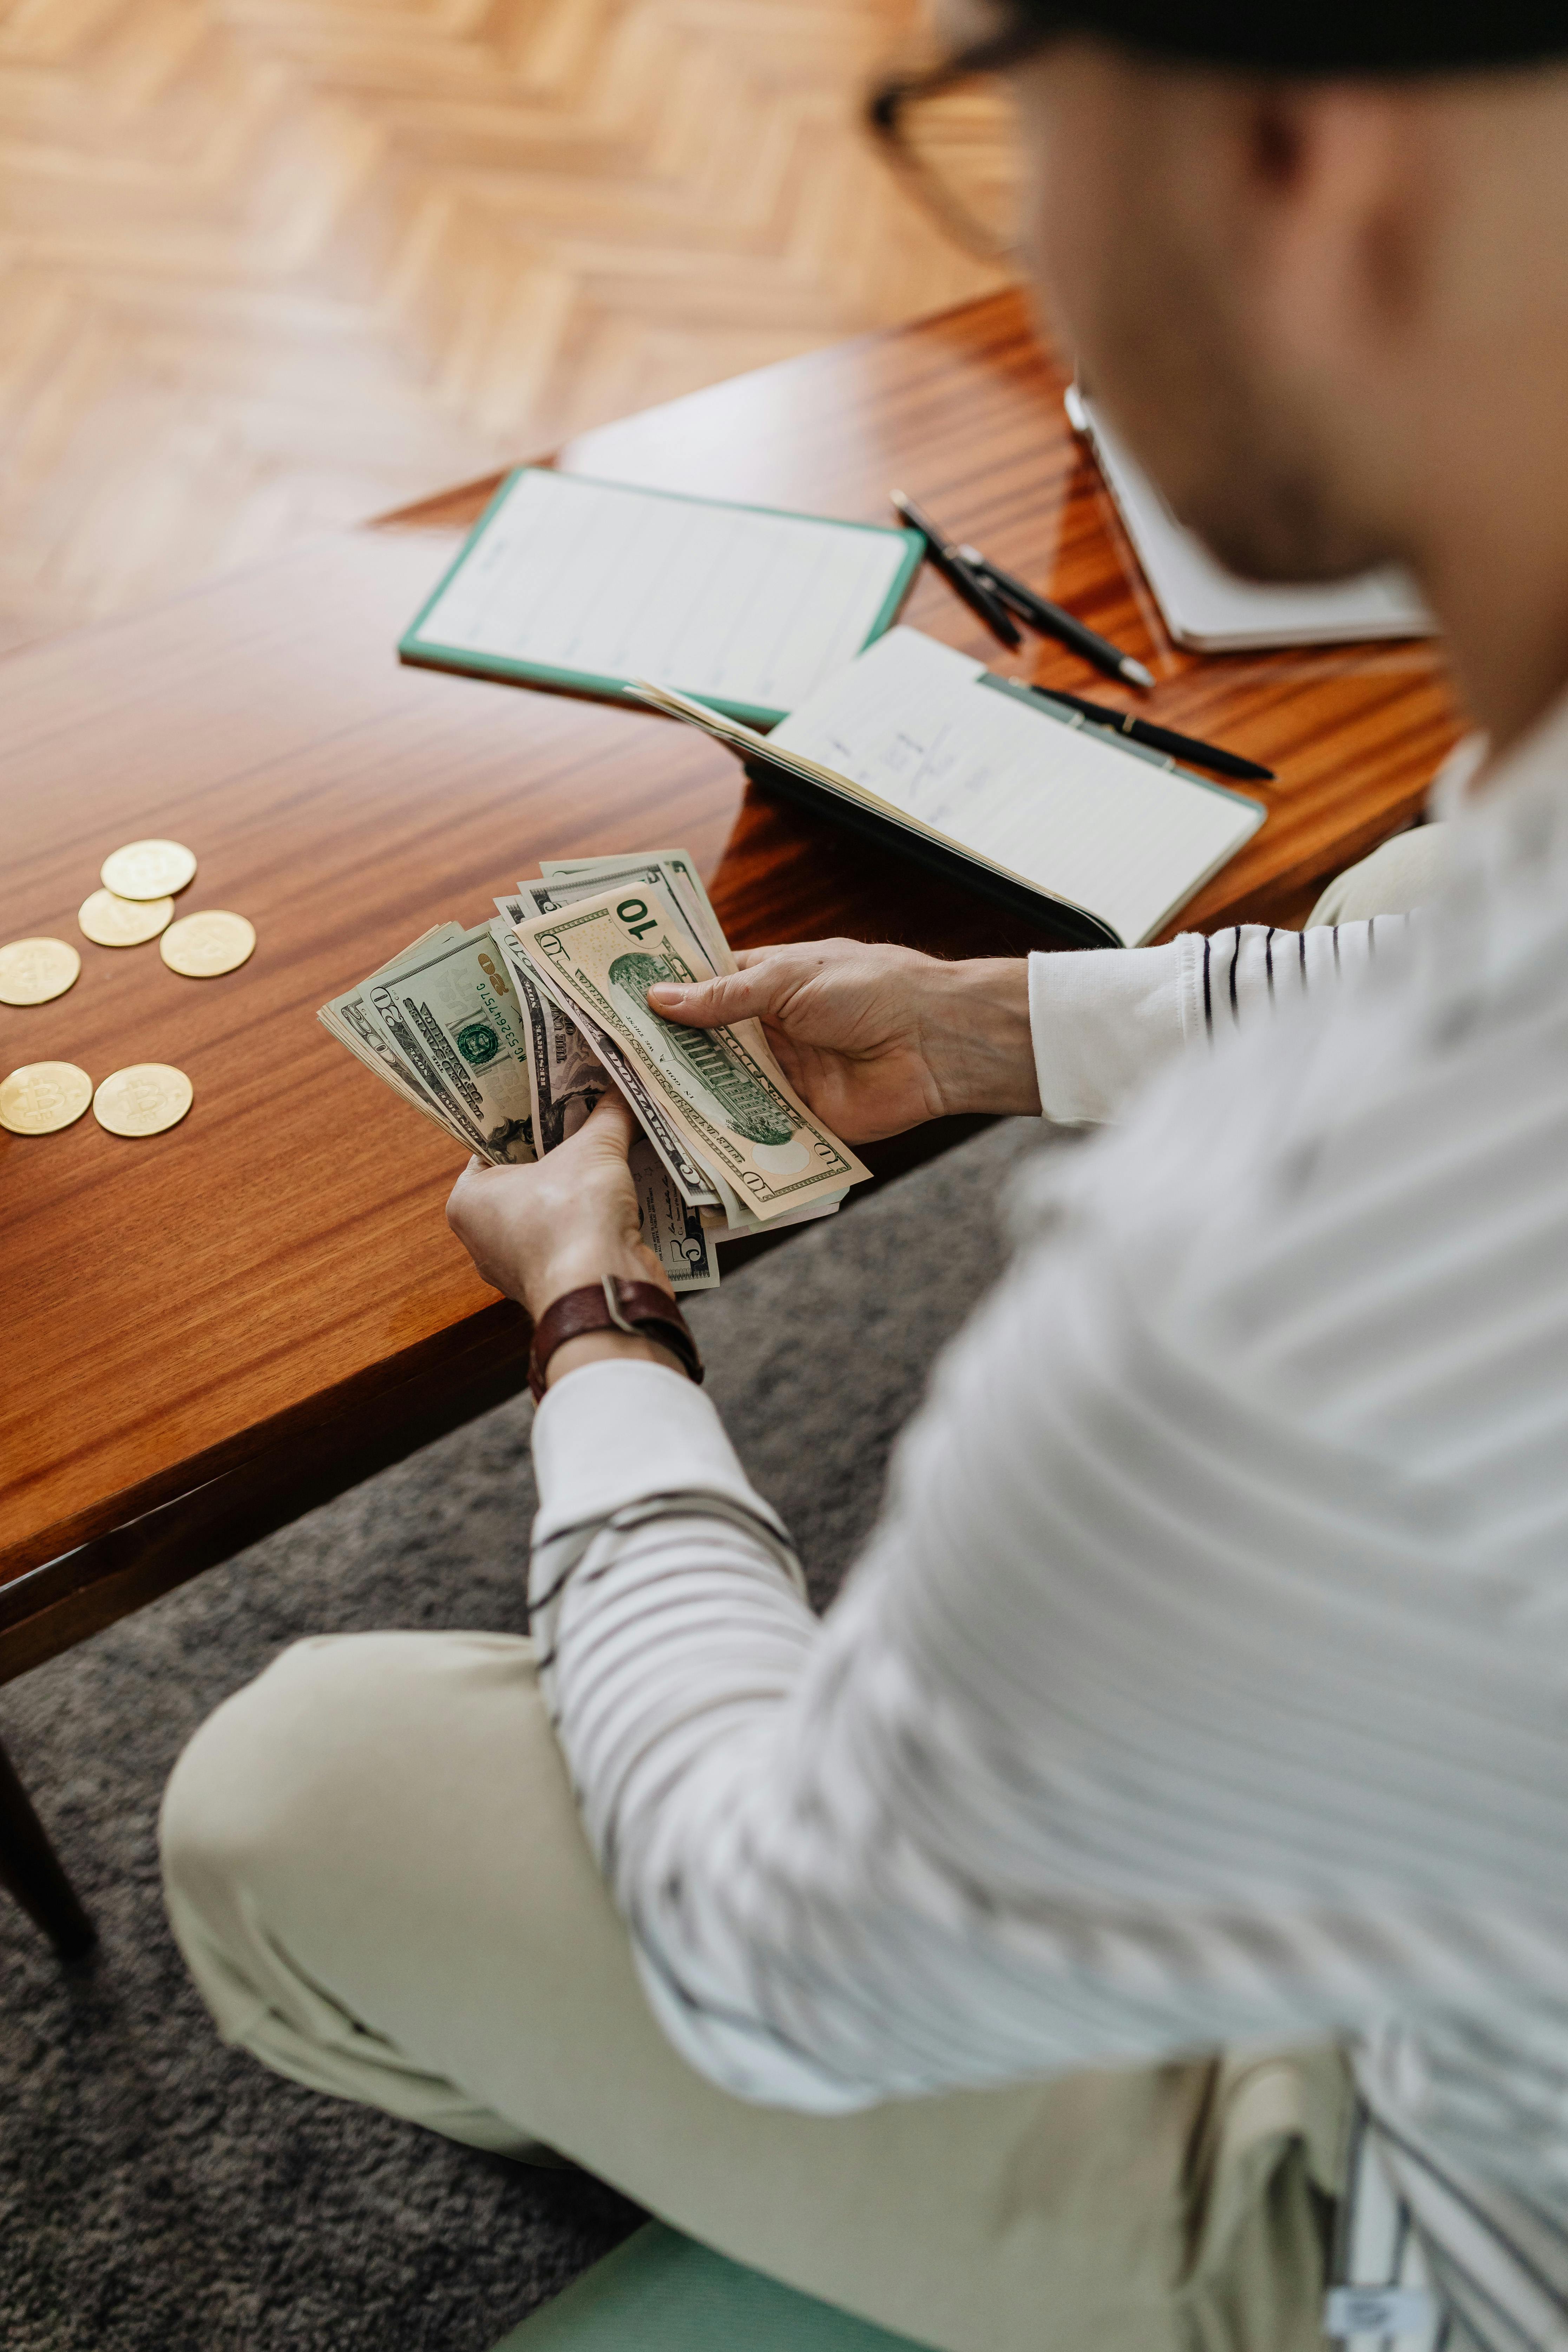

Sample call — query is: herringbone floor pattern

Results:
[0,0,1007,648]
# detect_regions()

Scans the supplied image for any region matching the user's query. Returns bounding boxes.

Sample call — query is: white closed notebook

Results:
[1068,386,1436,651]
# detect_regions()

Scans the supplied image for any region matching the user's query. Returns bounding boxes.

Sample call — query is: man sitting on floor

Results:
[161,4,1568,2347]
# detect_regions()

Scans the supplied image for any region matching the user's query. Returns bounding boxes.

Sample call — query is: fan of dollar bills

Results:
[318,851,870,1293]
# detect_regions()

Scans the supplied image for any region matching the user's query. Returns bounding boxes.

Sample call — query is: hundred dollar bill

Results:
[506,886,869,1222]
[367,924,536,1164]
[494,896,721,1210]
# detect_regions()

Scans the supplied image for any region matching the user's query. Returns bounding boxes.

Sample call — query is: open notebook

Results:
[632,628,1265,948]
[1067,385,1436,651]
[398,468,923,728]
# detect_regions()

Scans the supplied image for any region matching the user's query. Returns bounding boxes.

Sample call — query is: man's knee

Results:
[160,1629,540,1937]
[163,1636,352,1905]
[1308,822,1451,924]
[160,1631,552,2140]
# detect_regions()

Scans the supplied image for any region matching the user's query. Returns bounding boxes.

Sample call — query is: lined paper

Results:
[771,629,1263,945]
[412,470,914,718]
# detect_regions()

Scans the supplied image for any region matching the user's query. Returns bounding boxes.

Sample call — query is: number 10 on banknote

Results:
[508,888,868,1221]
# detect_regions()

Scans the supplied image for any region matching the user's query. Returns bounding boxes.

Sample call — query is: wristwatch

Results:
[527,1273,704,1403]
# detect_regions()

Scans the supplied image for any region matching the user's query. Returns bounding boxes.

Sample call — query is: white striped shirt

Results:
[530,695,1568,2352]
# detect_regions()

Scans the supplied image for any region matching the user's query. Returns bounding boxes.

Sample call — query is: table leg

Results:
[0,1727,96,1960]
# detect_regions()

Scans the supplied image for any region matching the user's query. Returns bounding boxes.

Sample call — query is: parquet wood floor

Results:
[0,0,1007,647]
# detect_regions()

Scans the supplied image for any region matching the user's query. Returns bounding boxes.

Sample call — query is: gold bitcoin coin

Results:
[0,936,80,1006]
[92,1063,194,1139]
[79,888,175,948]
[0,1062,93,1136]
[159,909,256,979]
[100,839,197,901]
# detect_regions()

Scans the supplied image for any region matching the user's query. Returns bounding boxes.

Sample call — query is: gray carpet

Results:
[0,1118,1055,2352]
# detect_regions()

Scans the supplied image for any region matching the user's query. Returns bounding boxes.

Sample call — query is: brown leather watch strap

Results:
[528,1274,704,1403]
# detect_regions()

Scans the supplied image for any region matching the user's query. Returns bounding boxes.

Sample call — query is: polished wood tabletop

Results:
[0,287,1463,1681]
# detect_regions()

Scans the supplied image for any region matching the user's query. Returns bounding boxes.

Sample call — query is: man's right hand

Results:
[647,939,1041,1143]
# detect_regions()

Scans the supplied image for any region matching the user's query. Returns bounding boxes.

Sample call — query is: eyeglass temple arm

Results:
[866,18,1052,138]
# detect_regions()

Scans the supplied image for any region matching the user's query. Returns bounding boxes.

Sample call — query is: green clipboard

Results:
[398,469,924,730]
[490,2224,933,2352]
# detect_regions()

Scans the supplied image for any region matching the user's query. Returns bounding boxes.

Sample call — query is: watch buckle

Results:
[601,1273,637,1335]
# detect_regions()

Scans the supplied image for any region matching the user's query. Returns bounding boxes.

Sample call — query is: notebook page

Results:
[414,471,912,715]
[772,629,1262,944]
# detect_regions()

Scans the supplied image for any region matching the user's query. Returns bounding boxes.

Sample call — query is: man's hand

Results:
[447,1093,682,1386]
[647,940,1041,1142]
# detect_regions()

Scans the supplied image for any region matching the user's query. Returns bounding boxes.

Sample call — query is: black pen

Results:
[960,546,1155,690]
[891,491,1022,650]
[1017,679,1275,782]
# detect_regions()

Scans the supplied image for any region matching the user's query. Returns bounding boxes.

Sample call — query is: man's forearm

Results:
[913,942,1186,1126]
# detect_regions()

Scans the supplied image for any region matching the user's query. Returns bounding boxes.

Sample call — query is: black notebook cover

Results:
[740,750,1121,950]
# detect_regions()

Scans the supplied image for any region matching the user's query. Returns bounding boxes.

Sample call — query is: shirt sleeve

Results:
[1028,915,1413,1125]
[530,1359,846,2107]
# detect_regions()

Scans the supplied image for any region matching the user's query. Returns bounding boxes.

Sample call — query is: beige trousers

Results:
[1307,823,1448,925]
[160,829,1446,2352]
[163,1633,1348,2352]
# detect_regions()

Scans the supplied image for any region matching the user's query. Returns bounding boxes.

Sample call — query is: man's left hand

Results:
[446,1091,668,1323]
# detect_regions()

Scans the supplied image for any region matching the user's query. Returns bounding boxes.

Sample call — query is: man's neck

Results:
[1401,318,1568,759]
[1422,517,1568,762]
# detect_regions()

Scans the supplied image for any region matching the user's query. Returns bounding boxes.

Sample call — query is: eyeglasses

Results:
[865,24,1044,262]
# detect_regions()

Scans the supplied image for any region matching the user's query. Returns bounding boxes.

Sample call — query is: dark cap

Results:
[1011,0,1568,74]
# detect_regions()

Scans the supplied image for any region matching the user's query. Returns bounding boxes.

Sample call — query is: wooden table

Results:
[0,288,1462,1954]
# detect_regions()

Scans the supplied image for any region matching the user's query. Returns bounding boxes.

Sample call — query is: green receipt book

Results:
[490,2224,927,2351]
[398,468,924,729]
